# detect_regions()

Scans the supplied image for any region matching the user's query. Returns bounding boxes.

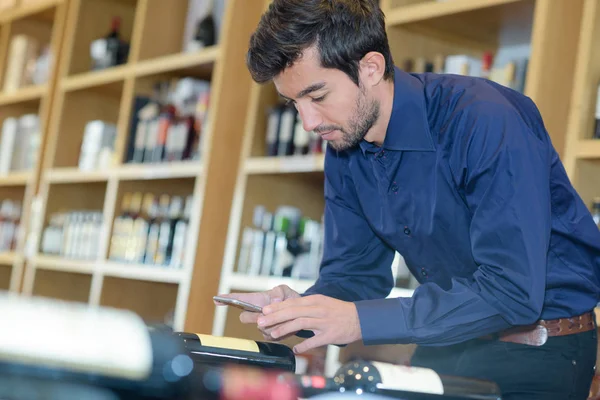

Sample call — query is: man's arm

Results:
[303,146,396,302]
[355,101,552,347]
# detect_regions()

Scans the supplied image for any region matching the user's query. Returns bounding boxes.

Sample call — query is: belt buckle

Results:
[528,325,548,346]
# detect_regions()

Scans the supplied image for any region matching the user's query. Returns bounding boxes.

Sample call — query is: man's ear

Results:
[359,51,386,86]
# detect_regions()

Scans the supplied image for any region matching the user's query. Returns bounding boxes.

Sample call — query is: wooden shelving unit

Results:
[0,0,68,294]
[563,0,600,211]
[17,0,266,334]
[212,0,588,377]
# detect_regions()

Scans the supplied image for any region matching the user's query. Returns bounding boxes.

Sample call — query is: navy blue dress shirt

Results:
[303,66,600,347]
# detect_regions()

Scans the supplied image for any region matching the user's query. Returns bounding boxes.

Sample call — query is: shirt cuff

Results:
[354,298,408,345]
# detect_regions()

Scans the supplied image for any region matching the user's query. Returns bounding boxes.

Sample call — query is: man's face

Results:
[273,46,380,152]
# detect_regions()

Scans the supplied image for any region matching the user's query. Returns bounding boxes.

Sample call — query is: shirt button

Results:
[421,268,428,277]
[391,184,398,192]
[377,151,384,158]
[403,227,411,235]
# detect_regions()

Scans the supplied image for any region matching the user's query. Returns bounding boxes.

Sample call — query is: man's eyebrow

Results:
[277,82,327,102]
[297,82,326,98]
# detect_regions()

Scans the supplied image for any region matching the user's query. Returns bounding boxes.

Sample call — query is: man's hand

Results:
[214,285,301,341]
[258,294,362,354]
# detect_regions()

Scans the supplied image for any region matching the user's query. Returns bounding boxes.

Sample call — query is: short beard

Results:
[321,85,380,152]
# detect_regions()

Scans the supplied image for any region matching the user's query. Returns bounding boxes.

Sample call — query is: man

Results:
[215,0,600,398]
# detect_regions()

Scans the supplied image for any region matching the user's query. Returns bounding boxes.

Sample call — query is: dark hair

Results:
[246,0,394,86]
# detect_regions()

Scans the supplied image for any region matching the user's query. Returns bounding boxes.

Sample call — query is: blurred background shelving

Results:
[1,0,599,382]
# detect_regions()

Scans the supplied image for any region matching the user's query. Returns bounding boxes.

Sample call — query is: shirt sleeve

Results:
[303,146,396,302]
[355,101,553,346]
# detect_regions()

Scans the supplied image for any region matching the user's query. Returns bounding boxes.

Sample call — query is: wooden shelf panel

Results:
[100,276,178,325]
[386,0,534,50]
[576,140,600,159]
[102,262,183,284]
[0,251,19,265]
[0,84,47,106]
[134,46,220,79]
[386,0,522,25]
[0,0,62,23]
[0,172,32,186]
[60,47,219,93]
[245,155,325,174]
[32,254,96,274]
[117,161,203,180]
[44,168,111,183]
[61,65,132,93]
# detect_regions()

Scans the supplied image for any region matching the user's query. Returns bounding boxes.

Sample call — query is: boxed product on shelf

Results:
[264,103,326,157]
[41,210,104,260]
[109,192,192,268]
[0,199,21,252]
[3,34,50,92]
[125,78,210,164]
[0,114,41,174]
[401,51,529,94]
[236,204,323,280]
[78,120,117,171]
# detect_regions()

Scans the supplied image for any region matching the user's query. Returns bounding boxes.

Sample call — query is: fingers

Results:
[293,333,329,354]
[239,310,261,324]
[258,305,322,328]
[270,317,316,340]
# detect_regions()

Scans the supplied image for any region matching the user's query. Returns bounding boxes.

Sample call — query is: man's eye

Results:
[312,95,326,103]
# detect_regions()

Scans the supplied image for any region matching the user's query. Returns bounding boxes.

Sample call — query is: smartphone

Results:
[213,295,263,313]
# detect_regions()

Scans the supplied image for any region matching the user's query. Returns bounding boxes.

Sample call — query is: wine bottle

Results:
[0,293,195,400]
[174,332,296,372]
[325,359,502,400]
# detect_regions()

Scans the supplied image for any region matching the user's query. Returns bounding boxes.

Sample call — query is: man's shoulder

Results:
[416,73,543,135]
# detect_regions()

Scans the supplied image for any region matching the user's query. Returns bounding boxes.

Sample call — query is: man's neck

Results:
[363,78,395,147]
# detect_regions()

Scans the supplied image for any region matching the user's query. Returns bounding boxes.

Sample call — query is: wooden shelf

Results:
[386,0,522,25]
[59,47,221,93]
[0,84,47,106]
[134,46,220,78]
[228,273,317,293]
[385,0,534,52]
[0,252,19,265]
[102,262,184,284]
[576,140,600,159]
[32,255,96,274]
[245,155,325,174]
[0,172,32,186]
[116,161,203,180]
[61,65,132,92]
[0,0,62,23]
[44,168,111,183]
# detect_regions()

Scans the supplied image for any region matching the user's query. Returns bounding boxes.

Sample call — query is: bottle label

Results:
[371,361,444,395]
[196,334,259,353]
[0,294,153,381]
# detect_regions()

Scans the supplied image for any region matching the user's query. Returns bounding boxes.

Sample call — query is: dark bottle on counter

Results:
[174,332,296,372]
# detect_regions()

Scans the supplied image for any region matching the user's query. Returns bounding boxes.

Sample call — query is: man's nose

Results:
[297,104,321,133]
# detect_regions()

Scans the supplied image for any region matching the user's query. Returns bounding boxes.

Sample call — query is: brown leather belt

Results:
[481,311,596,347]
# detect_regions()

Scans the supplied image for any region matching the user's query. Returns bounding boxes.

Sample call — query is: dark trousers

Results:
[410,330,597,400]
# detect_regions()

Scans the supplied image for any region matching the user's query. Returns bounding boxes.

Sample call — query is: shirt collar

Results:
[359,66,435,155]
